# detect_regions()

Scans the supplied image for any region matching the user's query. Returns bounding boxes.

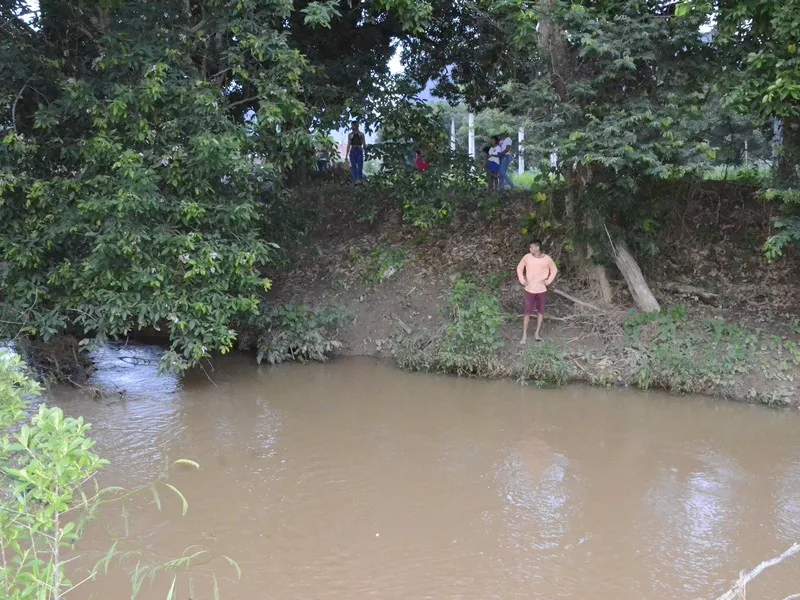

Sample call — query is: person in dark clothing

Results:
[345,121,366,183]
[482,145,497,192]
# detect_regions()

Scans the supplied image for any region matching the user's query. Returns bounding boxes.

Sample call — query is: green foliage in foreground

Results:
[0,351,107,599]
[0,351,242,598]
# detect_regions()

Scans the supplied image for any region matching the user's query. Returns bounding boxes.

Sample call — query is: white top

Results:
[488,145,501,164]
[500,137,513,154]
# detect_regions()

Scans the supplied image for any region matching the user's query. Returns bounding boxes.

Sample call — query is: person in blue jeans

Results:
[498,132,516,193]
[345,121,365,183]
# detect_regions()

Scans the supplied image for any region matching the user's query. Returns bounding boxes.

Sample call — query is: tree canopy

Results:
[0,0,424,370]
[1,0,798,369]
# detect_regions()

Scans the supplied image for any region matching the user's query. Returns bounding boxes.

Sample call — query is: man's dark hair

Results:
[352,120,359,127]
[530,239,542,248]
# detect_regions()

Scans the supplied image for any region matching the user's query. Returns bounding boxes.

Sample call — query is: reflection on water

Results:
[89,343,179,399]
[48,351,800,600]
[776,460,800,544]
[646,450,743,596]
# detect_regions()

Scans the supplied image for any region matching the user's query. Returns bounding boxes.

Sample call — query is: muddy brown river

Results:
[52,346,800,600]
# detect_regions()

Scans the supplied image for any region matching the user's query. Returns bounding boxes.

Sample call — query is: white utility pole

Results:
[450,118,456,152]
[518,125,525,174]
[468,112,475,158]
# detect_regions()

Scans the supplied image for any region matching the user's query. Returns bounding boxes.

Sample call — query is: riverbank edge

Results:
[313,332,799,409]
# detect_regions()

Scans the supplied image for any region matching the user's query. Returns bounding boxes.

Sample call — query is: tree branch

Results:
[227,95,260,110]
[551,288,602,312]
[11,80,30,134]
[209,67,231,81]
[715,543,800,600]
[188,18,207,33]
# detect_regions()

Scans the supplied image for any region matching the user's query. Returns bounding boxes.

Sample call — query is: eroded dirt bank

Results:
[269,182,800,406]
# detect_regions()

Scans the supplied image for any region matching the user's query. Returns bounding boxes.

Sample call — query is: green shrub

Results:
[626,308,754,394]
[438,279,505,375]
[763,186,800,260]
[352,183,382,224]
[399,173,457,230]
[0,351,107,599]
[256,304,352,364]
[361,153,486,230]
[392,335,437,373]
[633,339,714,394]
[361,247,405,285]
[518,344,576,386]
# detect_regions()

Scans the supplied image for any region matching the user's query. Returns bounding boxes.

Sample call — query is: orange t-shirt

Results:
[516,253,558,294]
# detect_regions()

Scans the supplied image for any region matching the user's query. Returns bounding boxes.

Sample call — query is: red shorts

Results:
[524,292,546,316]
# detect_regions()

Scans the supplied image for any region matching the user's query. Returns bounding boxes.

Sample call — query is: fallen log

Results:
[393,314,413,335]
[613,240,661,313]
[660,281,719,304]
[551,288,602,312]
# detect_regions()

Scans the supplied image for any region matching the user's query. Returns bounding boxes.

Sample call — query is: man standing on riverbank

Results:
[516,240,558,344]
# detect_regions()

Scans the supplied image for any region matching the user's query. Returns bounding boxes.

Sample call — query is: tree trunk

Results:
[587,246,614,305]
[564,166,613,305]
[536,0,571,102]
[613,241,660,312]
[777,118,799,185]
[536,0,627,309]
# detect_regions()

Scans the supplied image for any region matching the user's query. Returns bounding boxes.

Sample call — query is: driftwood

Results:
[660,281,719,304]
[551,288,602,312]
[715,542,800,600]
[393,315,412,335]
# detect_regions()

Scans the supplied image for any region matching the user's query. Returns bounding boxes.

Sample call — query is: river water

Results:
[52,346,800,600]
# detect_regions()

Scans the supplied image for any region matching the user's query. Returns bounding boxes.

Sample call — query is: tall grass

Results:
[702,163,772,183]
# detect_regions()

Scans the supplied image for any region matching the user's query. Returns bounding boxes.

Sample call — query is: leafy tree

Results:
[0,0,446,373]
[402,0,714,310]
[681,0,800,256]
[0,0,315,371]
